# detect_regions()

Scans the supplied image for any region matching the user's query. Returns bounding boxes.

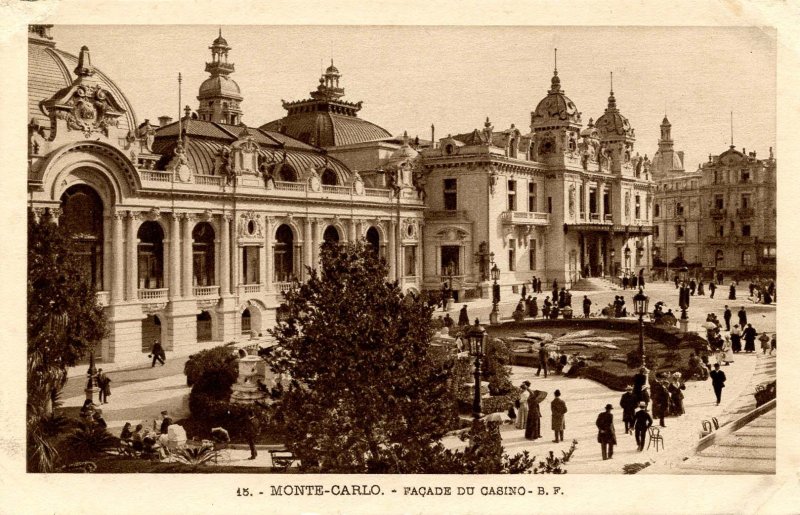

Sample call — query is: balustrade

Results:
[193,285,220,297]
[138,288,169,300]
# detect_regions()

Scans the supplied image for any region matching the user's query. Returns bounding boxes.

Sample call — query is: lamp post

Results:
[624,245,631,276]
[466,319,487,419]
[444,261,456,310]
[489,263,501,325]
[678,265,690,333]
[610,248,616,282]
[633,288,649,364]
[84,347,99,406]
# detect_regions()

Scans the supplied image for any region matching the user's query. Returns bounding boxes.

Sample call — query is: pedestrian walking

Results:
[622,275,629,290]
[729,284,736,300]
[650,375,670,427]
[150,339,165,367]
[770,334,776,355]
[97,368,111,404]
[743,323,757,353]
[524,390,546,440]
[697,281,705,296]
[595,404,617,460]
[620,385,637,434]
[737,307,747,328]
[709,281,716,298]
[723,306,732,332]
[632,402,653,452]
[458,304,469,326]
[243,409,261,460]
[668,372,686,416]
[759,332,771,354]
[632,366,650,408]
[536,342,548,378]
[515,382,531,430]
[710,363,726,405]
[530,297,539,319]
[443,313,454,328]
[583,295,592,318]
[638,269,646,289]
[542,297,552,318]
[521,284,527,299]
[731,324,742,353]
[689,279,697,295]
[550,390,567,442]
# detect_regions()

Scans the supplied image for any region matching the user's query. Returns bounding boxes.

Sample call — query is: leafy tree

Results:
[483,338,514,395]
[27,213,107,471]
[268,241,458,472]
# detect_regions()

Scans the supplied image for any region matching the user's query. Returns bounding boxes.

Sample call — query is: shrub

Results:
[184,345,238,387]
[481,391,518,415]
[590,350,609,363]
[579,366,631,391]
[64,421,119,462]
[483,338,514,396]
[625,349,658,370]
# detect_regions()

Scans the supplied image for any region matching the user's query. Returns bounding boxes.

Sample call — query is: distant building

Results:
[651,117,775,279]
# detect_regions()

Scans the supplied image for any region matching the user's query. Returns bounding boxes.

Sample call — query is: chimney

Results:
[158,116,173,127]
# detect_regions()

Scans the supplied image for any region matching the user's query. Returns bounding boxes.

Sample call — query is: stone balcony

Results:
[193,285,220,298]
[138,288,168,300]
[275,281,293,294]
[710,208,727,219]
[427,209,470,220]
[737,207,755,219]
[500,211,550,226]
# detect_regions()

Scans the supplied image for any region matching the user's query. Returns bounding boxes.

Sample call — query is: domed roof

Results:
[651,150,684,173]
[595,90,634,140]
[28,35,136,133]
[325,59,340,75]
[198,75,242,99]
[260,113,391,148]
[385,132,419,168]
[531,70,581,127]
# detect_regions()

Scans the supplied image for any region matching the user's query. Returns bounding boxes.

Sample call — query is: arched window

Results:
[366,226,380,255]
[321,169,338,186]
[274,224,294,282]
[323,225,340,244]
[241,308,251,333]
[60,185,104,290]
[277,164,298,182]
[137,221,164,290]
[196,311,212,342]
[192,222,215,287]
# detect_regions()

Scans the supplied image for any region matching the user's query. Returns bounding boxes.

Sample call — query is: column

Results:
[264,217,274,292]
[125,211,138,301]
[182,213,193,297]
[111,211,125,302]
[303,217,313,280]
[311,218,320,267]
[220,215,231,295]
[416,222,424,281]
[349,218,357,242]
[102,215,112,292]
[169,213,181,300]
[388,220,396,280]
[598,184,605,221]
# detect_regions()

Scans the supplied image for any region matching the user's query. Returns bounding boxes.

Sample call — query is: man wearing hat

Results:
[619,385,638,434]
[632,401,653,451]
[595,404,617,460]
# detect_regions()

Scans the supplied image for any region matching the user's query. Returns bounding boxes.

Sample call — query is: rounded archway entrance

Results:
[192,222,216,287]
[60,184,105,289]
[323,225,340,244]
[141,314,162,352]
[197,311,213,342]
[274,224,295,282]
[366,226,380,255]
[137,221,165,290]
[240,302,264,336]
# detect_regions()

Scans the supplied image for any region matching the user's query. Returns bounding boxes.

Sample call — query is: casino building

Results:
[28,26,656,363]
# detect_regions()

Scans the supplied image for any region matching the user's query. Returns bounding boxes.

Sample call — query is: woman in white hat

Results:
[668,372,686,416]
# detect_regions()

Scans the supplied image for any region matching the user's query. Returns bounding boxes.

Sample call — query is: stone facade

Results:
[652,119,776,279]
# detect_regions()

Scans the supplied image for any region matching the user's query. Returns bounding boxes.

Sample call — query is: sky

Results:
[51,25,776,171]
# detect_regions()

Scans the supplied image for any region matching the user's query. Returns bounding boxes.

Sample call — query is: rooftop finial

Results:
[74,45,94,77]
[610,71,613,94]
[730,111,734,147]
[219,27,222,38]
[554,48,558,73]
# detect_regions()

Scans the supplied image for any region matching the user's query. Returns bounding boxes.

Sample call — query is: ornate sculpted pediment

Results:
[230,128,260,176]
[238,211,264,242]
[42,82,126,138]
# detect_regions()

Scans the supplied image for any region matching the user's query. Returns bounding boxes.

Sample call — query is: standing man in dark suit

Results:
[723,306,732,332]
[738,306,748,328]
[596,404,617,460]
[632,401,653,451]
[710,363,726,405]
[536,342,548,378]
[583,295,592,318]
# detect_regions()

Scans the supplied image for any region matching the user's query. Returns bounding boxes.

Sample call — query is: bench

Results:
[269,449,298,470]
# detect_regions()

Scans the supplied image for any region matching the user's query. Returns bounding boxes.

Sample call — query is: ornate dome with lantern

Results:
[260,60,391,148]
[531,65,582,129]
[594,77,635,141]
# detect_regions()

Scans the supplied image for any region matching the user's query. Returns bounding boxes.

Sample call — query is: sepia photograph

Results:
[23,22,778,476]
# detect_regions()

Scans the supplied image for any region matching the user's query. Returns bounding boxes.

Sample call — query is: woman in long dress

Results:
[515,383,530,430]
[730,324,742,353]
[524,390,546,440]
[668,373,686,416]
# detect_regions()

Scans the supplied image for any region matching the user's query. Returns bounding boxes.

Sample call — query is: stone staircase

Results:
[571,277,620,292]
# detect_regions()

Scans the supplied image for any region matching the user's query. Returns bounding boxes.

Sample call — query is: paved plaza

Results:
[61,280,775,472]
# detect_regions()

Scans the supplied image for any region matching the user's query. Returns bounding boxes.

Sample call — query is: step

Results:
[717,434,776,448]
[733,426,775,437]
[678,456,775,474]
[698,445,776,459]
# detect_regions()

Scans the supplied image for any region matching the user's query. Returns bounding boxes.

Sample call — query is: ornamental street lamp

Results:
[633,288,649,363]
[490,263,501,325]
[678,265,690,332]
[84,347,99,406]
[624,245,631,276]
[466,319,487,419]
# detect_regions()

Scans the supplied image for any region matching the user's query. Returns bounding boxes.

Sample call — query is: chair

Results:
[712,417,720,430]
[647,426,664,452]
[269,449,298,471]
